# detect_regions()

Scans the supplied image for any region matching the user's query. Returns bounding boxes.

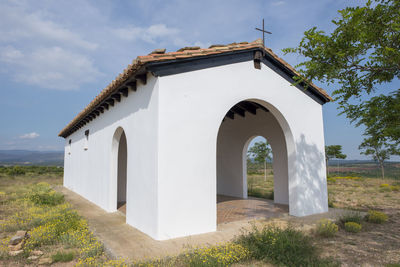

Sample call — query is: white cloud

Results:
[0,46,101,90]
[0,2,98,50]
[0,46,23,63]
[271,1,285,6]
[20,132,39,139]
[113,24,180,44]
[0,1,102,90]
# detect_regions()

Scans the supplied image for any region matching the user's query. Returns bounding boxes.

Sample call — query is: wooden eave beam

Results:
[107,99,115,106]
[226,111,234,120]
[254,103,269,112]
[101,103,109,110]
[231,106,245,117]
[127,81,137,91]
[112,93,121,102]
[136,74,147,85]
[237,102,257,115]
[253,50,263,70]
[120,87,128,97]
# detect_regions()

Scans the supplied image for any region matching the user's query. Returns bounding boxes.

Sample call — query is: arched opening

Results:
[246,136,274,201]
[216,100,290,224]
[112,127,128,215]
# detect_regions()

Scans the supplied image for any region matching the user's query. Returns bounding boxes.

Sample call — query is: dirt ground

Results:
[251,173,400,266]
[1,170,400,266]
[320,177,400,266]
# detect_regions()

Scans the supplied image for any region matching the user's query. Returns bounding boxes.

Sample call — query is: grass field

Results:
[1,164,400,266]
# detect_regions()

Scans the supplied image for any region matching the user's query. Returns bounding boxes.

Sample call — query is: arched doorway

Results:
[216,100,291,223]
[245,136,274,201]
[112,127,127,215]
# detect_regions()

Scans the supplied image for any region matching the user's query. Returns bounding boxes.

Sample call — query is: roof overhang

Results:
[59,41,332,138]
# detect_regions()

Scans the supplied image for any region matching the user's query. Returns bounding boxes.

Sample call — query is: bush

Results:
[28,182,64,206]
[236,226,334,266]
[338,211,363,225]
[182,243,249,266]
[24,208,82,250]
[344,222,362,233]
[328,190,335,208]
[248,187,274,200]
[327,177,336,183]
[316,219,338,237]
[366,210,388,224]
[390,185,400,191]
[52,251,75,262]
[379,184,391,192]
[6,166,26,176]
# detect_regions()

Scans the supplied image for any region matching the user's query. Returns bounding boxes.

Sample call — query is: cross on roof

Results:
[255,19,272,47]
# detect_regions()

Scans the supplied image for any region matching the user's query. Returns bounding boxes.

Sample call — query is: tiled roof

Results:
[59,39,332,138]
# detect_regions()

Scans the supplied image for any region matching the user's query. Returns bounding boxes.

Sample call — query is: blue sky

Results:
[0,0,398,160]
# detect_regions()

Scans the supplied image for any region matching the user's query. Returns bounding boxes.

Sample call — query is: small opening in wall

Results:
[68,139,72,155]
[84,130,89,150]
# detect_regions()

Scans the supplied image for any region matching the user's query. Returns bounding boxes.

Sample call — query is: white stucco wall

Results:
[64,58,328,241]
[63,74,160,238]
[157,60,328,240]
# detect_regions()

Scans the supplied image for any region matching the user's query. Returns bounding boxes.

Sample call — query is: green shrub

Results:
[344,222,362,233]
[28,182,64,206]
[52,251,75,262]
[390,185,400,191]
[236,226,335,266]
[248,187,274,200]
[24,207,82,250]
[328,191,335,208]
[182,243,249,266]
[6,166,26,176]
[379,183,391,192]
[316,219,338,237]
[338,211,363,226]
[366,210,388,224]
[327,177,336,183]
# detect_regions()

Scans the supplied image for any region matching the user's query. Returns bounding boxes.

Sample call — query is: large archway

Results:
[216,100,292,223]
[111,127,128,215]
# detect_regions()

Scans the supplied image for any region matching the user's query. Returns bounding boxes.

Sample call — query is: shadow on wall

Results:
[290,134,328,216]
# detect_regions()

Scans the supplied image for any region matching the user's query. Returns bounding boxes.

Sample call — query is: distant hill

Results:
[0,150,64,166]
[328,159,399,165]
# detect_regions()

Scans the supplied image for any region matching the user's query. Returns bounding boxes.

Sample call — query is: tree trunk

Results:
[264,161,267,182]
[326,159,329,177]
[380,161,385,179]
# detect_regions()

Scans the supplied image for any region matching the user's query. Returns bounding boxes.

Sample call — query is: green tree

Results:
[348,90,400,154]
[283,0,400,153]
[359,137,390,179]
[325,145,347,176]
[248,141,272,181]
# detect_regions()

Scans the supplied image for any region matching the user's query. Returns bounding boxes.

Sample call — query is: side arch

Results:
[110,127,128,213]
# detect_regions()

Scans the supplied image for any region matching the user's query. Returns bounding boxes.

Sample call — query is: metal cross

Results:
[255,19,272,47]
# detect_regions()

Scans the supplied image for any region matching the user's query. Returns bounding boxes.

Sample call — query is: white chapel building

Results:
[59,39,332,240]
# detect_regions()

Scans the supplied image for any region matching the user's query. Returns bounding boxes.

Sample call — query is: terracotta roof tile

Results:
[59,39,332,137]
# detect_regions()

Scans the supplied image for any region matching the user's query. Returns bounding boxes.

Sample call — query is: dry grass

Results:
[247,173,400,266]
[2,168,400,266]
